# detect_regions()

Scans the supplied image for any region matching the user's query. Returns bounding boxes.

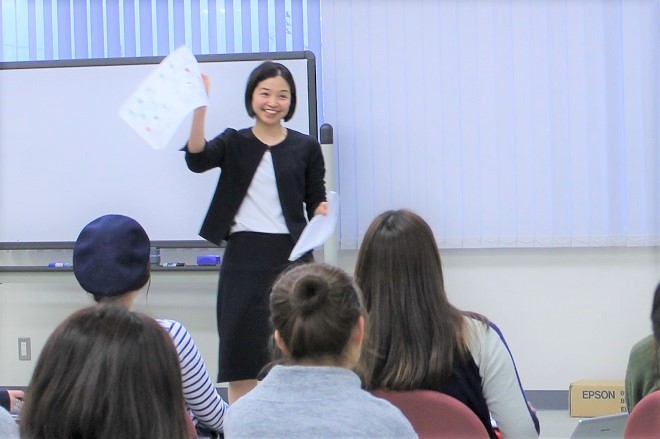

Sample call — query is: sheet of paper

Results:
[119,45,208,150]
[289,191,339,261]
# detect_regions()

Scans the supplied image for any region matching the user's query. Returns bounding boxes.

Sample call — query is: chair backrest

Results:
[372,389,489,439]
[624,390,660,439]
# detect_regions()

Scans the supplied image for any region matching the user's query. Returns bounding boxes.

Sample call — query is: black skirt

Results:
[216,232,311,382]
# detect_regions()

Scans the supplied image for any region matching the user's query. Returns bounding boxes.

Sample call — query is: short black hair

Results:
[245,61,297,122]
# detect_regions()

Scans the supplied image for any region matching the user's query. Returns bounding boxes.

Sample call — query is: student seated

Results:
[354,209,540,439]
[225,262,416,438]
[20,305,191,439]
[72,214,228,435]
[625,281,660,412]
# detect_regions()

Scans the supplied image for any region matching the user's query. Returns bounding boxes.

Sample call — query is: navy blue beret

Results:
[73,215,151,297]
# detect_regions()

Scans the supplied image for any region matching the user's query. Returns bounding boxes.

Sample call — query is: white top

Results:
[0,407,18,439]
[230,150,289,235]
[465,318,540,438]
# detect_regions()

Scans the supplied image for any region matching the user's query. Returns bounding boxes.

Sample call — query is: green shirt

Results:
[625,334,660,412]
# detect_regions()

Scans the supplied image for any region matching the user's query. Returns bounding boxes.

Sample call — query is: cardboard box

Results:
[569,380,627,417]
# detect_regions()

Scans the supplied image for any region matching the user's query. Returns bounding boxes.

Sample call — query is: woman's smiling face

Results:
[251,75,291,126]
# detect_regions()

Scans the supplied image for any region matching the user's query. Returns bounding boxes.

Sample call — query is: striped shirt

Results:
[158,319,228,432]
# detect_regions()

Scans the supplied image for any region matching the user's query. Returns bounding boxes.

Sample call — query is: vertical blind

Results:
[0,0,320,61]
[3,0,658,250]
[321,0,659,249]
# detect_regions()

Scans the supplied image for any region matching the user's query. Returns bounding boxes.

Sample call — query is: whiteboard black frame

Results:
[0,51,317,250]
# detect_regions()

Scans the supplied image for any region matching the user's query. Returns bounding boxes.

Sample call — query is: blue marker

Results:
[48,262,71,268]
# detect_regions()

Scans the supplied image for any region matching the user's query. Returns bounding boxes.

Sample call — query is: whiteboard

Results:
[0,52,316,247]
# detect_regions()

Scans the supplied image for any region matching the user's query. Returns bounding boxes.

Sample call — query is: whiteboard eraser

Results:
[197,255,221,266]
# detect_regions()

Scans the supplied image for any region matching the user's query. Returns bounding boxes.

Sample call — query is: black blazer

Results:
[184,128,326,246]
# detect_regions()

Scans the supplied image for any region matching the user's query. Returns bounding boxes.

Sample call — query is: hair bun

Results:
[292,275,329,317]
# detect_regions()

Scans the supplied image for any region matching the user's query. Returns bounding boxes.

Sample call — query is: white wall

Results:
[0,269,220,386]
[439,246,659,389]
[1,246,658,390]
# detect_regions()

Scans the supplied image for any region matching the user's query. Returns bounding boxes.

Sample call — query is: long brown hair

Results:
[355,209,486,390]
[652,282,660,380]
[21,305,189,439]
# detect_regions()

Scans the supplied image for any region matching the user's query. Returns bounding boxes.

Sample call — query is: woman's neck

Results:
[252,122,287,146]
[289,354,356,369]
[97,290,138,309]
